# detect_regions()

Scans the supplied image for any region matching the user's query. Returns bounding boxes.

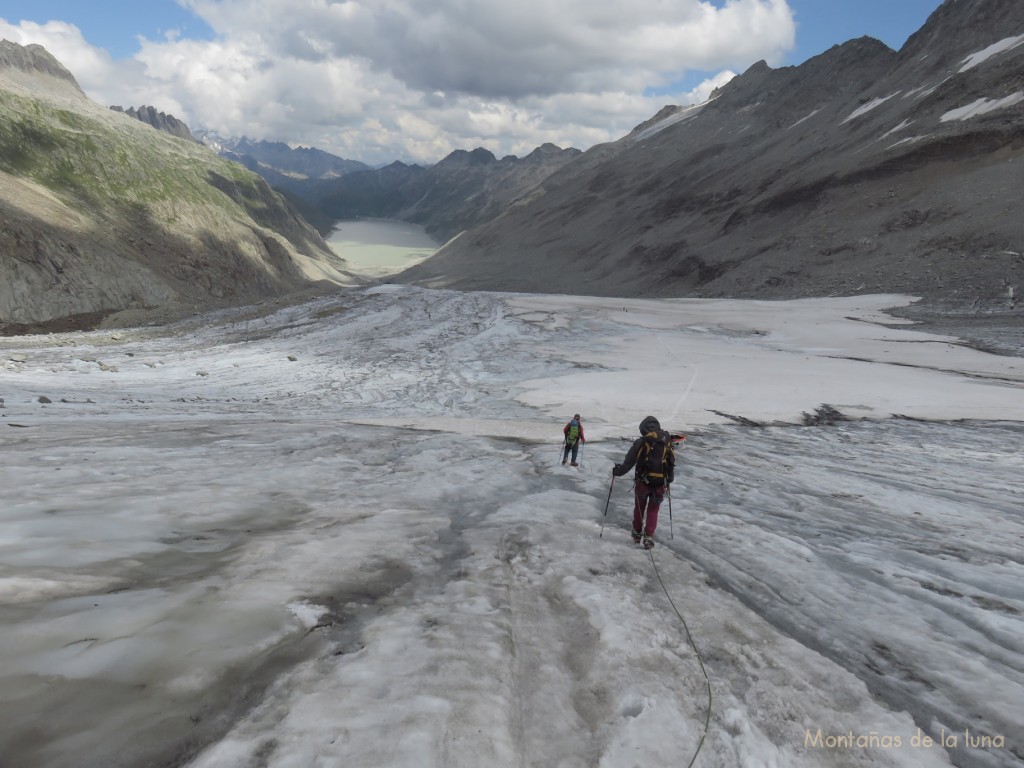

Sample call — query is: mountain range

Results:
[301,144,582,243]
[190,135,581,244]
[2,0,1023,334]
[397,0,1024,317]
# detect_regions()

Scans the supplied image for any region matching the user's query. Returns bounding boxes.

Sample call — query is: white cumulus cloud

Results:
[1,0,796,164]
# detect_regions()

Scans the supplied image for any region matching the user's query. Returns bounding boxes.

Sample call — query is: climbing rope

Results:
[648,546,713,768]
[602,461,711,765]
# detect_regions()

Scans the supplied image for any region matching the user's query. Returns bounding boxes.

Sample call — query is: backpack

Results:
[637,431,673,486]
[566,420,581,444]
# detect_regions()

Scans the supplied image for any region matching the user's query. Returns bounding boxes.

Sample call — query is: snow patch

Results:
[940,93,1024,122]
[959,33,1024,72]
[842,92,901,124]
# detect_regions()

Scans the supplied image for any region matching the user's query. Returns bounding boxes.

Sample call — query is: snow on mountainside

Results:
[398,0,1024,316]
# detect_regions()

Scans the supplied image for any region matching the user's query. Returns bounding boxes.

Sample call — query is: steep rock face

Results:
[398,0,1024,312]
[0,42,360,331]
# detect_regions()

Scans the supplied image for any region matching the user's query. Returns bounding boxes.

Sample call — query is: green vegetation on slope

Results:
[0,90,271,224]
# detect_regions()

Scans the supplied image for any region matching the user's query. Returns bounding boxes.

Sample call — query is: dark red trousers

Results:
[632,480,665,536]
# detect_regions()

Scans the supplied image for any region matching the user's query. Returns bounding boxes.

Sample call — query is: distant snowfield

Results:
[1,286,1021,768]
[362,291,1024,438]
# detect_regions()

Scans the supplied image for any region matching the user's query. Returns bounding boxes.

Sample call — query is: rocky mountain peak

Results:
[901,0,1024,64]
[0,40,84,95]
[524,143,577,162]
[109,105,198,142]
[435,147,498,168]
[799,36,896,74]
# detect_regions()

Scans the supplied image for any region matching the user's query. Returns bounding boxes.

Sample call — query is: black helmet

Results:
[639,415,661,434]
[573,414,581,420]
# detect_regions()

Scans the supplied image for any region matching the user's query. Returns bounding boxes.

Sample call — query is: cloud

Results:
[686,69,740,103]
[2,1,795,165]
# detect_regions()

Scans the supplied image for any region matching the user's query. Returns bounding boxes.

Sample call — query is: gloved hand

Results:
[613,464,623,476]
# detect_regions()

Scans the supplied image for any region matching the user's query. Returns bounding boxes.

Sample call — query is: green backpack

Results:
[566,420,581,443]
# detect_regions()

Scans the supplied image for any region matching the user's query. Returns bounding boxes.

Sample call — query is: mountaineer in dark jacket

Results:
[612,415,675,549]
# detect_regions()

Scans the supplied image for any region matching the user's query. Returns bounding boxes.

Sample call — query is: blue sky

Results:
[0,0,947,164]
[2,0,215,58]
[787,0,943,64]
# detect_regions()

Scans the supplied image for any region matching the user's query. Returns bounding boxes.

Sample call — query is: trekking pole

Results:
[668,485,674,539]
[599,474,615,538]
[556,441,565,464]
[578,442,585,469]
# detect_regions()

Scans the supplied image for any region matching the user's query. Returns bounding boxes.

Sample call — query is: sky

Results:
[1,285,1021,767]
[0,0,947,165]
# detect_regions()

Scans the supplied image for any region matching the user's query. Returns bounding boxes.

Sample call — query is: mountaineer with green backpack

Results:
[612,415,676,549]
[562,414,586,466]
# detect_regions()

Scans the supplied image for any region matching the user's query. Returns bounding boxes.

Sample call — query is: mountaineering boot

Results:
[631,529,642,544]
[643,535,654,550]
[570,462,579,467]
[562,458,568,465]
